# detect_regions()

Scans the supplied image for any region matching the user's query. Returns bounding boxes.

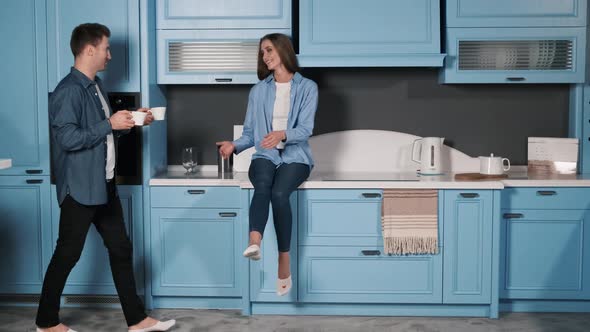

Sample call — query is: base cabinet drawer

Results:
[501,209,590,299]
[502,187,590,210]
[151,186,240,208]
[298,189,383,246]
[298,246,442,303]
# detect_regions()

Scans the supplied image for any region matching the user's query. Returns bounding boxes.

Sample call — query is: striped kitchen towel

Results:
[381,189,438,255]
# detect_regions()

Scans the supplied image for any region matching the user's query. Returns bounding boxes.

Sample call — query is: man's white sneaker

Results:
[128,319,176,332]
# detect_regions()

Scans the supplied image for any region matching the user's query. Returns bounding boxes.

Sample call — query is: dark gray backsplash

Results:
[166,68,569,166]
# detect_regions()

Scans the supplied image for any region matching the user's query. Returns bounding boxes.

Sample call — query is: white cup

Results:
[131,111,147,126]
[150,107,166,120]
[479,153,510,175]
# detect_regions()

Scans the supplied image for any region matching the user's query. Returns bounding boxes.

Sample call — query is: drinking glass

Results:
[182,147,197,174]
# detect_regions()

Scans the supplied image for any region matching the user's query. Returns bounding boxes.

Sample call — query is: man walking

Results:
[35,23,175,332]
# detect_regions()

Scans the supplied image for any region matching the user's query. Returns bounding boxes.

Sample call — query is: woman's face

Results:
[261,39,282,72]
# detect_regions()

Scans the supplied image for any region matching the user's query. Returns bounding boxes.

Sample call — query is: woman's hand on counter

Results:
[216,141,235,159]
[261,130,286,149]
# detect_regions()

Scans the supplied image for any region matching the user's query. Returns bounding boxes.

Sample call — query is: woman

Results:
[216,33,318,296]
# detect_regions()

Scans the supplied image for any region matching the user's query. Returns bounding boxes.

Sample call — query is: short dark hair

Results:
[257,33,299,80]
[70,23,111,57]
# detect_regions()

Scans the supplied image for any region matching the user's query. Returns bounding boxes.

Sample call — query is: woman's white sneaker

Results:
[276,275,292,296]
[243,244,261,261]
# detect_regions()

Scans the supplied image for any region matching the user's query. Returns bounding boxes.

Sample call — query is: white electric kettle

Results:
[412,137,445,175]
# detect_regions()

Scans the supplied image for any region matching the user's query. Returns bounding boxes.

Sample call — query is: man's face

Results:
[90,36,111,72]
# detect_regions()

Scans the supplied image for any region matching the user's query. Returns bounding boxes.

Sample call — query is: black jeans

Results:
[248,158,310,252]
[36,182,146,328]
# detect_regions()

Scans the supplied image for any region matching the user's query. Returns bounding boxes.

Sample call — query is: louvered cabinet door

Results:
[156,29,289,84]
[440,27,586,84]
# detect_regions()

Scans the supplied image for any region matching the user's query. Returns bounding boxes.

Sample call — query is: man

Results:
[36,23,175,332]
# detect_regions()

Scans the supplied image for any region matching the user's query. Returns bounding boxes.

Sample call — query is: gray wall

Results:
[166,68,569,166]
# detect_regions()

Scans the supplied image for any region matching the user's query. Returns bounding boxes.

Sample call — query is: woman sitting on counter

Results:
[217,33,318,296]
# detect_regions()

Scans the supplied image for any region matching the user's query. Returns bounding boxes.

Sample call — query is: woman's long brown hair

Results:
[257,33,300,80]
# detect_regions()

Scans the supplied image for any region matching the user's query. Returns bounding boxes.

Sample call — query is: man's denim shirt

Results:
[50,67,124,206]
[232,72,319,168]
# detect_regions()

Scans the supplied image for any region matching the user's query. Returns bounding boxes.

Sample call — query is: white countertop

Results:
[0,159,12,170]
[149,166,590,189]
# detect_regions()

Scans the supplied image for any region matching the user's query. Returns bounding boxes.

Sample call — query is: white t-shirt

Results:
[271,81,291,149]
[95,85,115,180]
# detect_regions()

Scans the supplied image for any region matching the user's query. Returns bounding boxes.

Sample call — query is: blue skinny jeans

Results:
[248,158,310,252]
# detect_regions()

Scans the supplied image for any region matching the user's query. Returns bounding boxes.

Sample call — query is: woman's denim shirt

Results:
[232,72,318,168]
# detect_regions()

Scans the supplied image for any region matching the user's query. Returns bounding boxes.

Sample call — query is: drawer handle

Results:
[26,169,42,174]
[460,193,479,198]
[215,78,233,83]
[187,190,205,195]
[219,212,237,218]
[506,77,525,82]
[503,213,524,219]
[362,193,381,198]
[537,190,557,196]
[26,179,43,184]
[361,250,381,256]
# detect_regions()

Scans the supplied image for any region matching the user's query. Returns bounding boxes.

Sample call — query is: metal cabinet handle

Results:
[506,77,526,81]
[460,193,479,198]
[537,190,557,196]
[503,213,524,219]
[26,179,43,184]
[187,190,205,195]
[26,169,42,174]
[361,250,381,256]
[219,212,237,218]
[214,78,233,83]
[362,193,382,198]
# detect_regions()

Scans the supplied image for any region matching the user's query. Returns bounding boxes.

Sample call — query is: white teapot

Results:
[479,153,510,175]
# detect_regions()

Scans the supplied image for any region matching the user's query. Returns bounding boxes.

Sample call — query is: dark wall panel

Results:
[166,68,569,166]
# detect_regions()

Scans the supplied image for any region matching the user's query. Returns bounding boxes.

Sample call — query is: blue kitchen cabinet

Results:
[298,246,443,303]
[156,29,288,84]
[0,176,51,294]
[298,0,444,67]
[156,0,291,29]
[441,27,587,84]
[441,0,587,84]
[298,189,384,246]
[446,0,587,28]
[150,186,242,297]
[49,185,143,295]
[297,189,442,304]
[501,188,590,300]
[155,0,290,84]
[0,0,50,176]
[249,190,298,303]
[443,190,493,304]
[46,0,140,92]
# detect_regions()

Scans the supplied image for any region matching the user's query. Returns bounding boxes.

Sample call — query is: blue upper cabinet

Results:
[441,0,587,84]
[446,0,587,28]
[0,0,49,176]
[157,0,291,29]
[298,0,444,67]
[155,0,290,84]
[46,0,140,92]
[441,27,587,84]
